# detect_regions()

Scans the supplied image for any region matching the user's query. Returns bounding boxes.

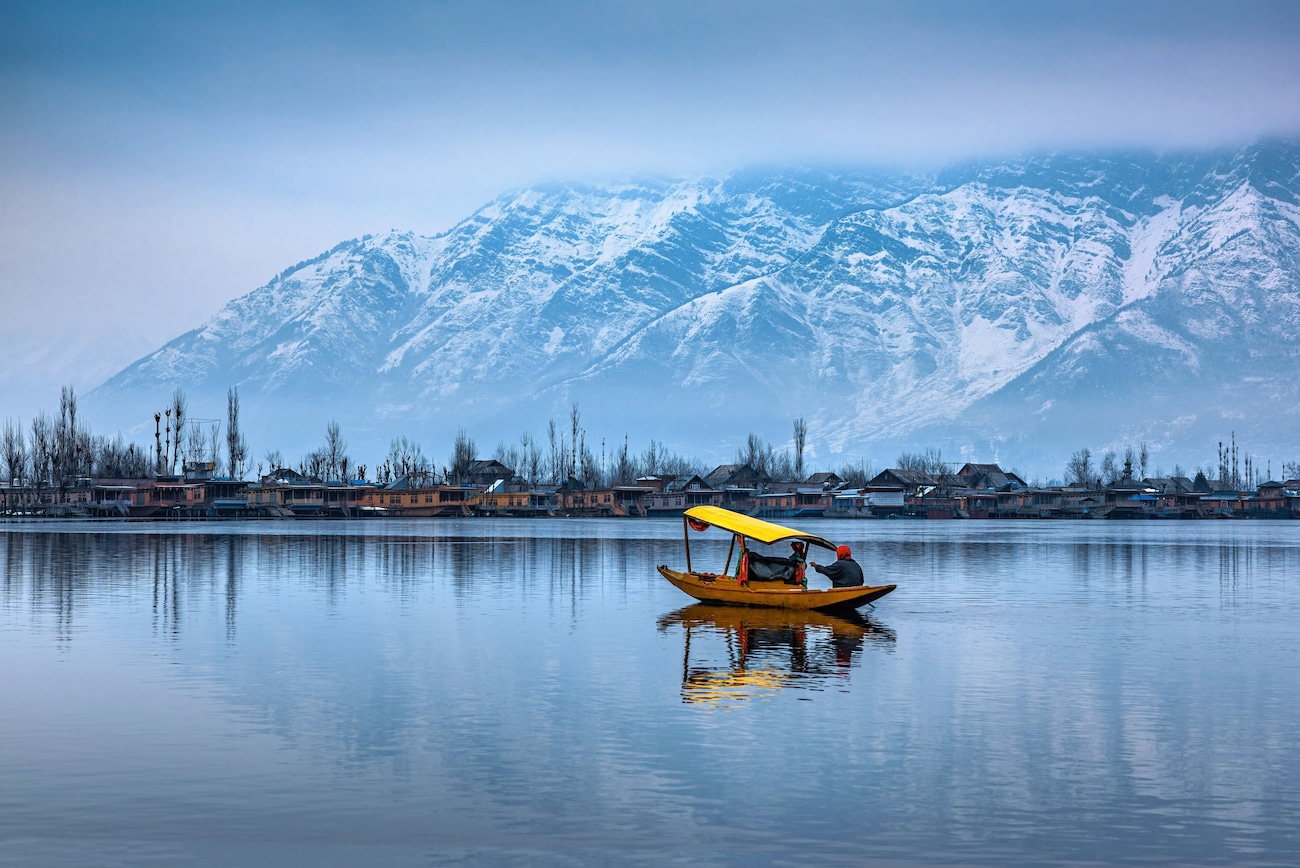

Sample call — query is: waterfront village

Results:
[4,387,1299,521]
[3,457,1299,521]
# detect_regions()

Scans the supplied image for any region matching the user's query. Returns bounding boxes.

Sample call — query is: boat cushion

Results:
[744,551,801,583]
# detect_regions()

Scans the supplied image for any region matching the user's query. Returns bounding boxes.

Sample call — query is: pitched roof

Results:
[869,468,938,487]
[704,463,769,488]
[959,463,1026,491]
[805,471,842,486]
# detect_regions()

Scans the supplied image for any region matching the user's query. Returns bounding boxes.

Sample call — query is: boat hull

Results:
[658,566,895,611]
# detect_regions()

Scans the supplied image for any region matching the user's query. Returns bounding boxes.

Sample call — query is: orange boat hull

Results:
[658,565,895,611]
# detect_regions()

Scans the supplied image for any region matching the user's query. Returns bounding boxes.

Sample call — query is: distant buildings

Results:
[2,460,1298,521]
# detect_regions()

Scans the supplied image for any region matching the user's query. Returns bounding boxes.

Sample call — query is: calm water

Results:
[1,519,1298,866]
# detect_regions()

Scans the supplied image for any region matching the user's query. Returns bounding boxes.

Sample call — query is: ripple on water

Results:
[1,519,1298,865]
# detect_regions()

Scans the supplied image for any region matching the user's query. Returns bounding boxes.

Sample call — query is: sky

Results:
[2,0,1299,423]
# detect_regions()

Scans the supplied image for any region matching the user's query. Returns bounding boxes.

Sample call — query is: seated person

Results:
[811,545,865,588]
[788,541,808,587]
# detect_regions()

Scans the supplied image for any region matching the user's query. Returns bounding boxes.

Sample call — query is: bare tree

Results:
[387,436,427,479]
[793,417,808,481]
[1065,448,1094,488]
[154,412,165,474]
[2,418,28,483]
[451,428,476,483]
[226,387,248,480]
[521,432,542,486]
[170,388,187,473]
[1139,441,1150,479]
[92,433,149,479]
[301,447,326,480]
[208,422,221,474]
[611,434,635,486]
[897,447,945,476]
[322,420,347,481]
[771,450,795,481]
[264,449,284,472]
[493,439,523,479]
[185,420,207,469]
[836,458,873,487]
[569,404,581,481]
[642,439,659,477]
[579,437,600,486]
[1100,450,1118,485]
[51,386,82,501]
[737,432,774,474]
[29,412,54,503]
[2,418,28,513]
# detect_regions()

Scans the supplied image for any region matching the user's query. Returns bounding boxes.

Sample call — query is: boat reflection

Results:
[657,604,896,708]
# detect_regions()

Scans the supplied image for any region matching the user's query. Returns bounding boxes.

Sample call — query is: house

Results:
[86,479,155,517]
[365,473,473,516]
[956,463,1026,491]
[149,478,210,516]
[465,460,514,487]
[804,471,843,489]
[751,488,829,518]
[1104,477,1158,519]
[323,481,377,516]
[249,467,327,515]
[828,488,906,518]
[646,475,719,515]
[1143,476,1196,495]
[703,463,770,490]
[556,482,616,515]
[610,485,654,516]
[1247,481,1292,517]
[635,475,675,493]
[208,477,251,516]
[867,468,939,490]
[472,488,558,516]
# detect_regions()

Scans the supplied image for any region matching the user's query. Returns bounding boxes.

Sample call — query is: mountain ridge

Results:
[90,142,1300,472]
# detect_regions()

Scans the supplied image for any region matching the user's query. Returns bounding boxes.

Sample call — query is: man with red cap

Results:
[810,544,865,588]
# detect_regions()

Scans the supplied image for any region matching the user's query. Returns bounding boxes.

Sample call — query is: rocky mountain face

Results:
[92,143,1300,473]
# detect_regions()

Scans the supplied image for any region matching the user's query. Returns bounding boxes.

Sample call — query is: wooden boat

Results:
[657,505,895,611]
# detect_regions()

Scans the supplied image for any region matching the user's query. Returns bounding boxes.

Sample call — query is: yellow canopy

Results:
[684,505,837,550]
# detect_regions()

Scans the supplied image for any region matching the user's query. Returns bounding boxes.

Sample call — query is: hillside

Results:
[90,143,1300,472]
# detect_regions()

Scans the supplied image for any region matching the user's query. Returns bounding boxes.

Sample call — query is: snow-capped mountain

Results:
[92,143,1300,471]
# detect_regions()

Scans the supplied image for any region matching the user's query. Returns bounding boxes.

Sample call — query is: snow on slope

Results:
[91,144,1300,464]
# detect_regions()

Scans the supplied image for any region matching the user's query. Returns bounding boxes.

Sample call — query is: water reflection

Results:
[657,604,895,708]
[3,522,1300,864]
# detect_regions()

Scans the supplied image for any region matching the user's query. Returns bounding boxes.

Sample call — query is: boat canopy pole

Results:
[723,533,736,576]
[683,515,692,573]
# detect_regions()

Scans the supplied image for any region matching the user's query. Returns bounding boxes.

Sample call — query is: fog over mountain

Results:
[89,141,1300,475]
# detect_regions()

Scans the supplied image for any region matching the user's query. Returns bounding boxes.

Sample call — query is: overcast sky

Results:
[2,0,1299,420]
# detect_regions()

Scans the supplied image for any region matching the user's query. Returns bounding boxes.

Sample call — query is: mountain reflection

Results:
[657,604,896,707]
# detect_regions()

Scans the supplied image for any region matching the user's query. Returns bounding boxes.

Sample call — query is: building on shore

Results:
[3,460,1299,521]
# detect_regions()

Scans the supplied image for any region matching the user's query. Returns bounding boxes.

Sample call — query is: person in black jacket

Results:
[811,545,865,588]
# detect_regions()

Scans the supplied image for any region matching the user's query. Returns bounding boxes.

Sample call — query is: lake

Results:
[2,519,1298,866]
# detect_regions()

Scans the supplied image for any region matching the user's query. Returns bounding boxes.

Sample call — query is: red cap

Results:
[836,545,851,560]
